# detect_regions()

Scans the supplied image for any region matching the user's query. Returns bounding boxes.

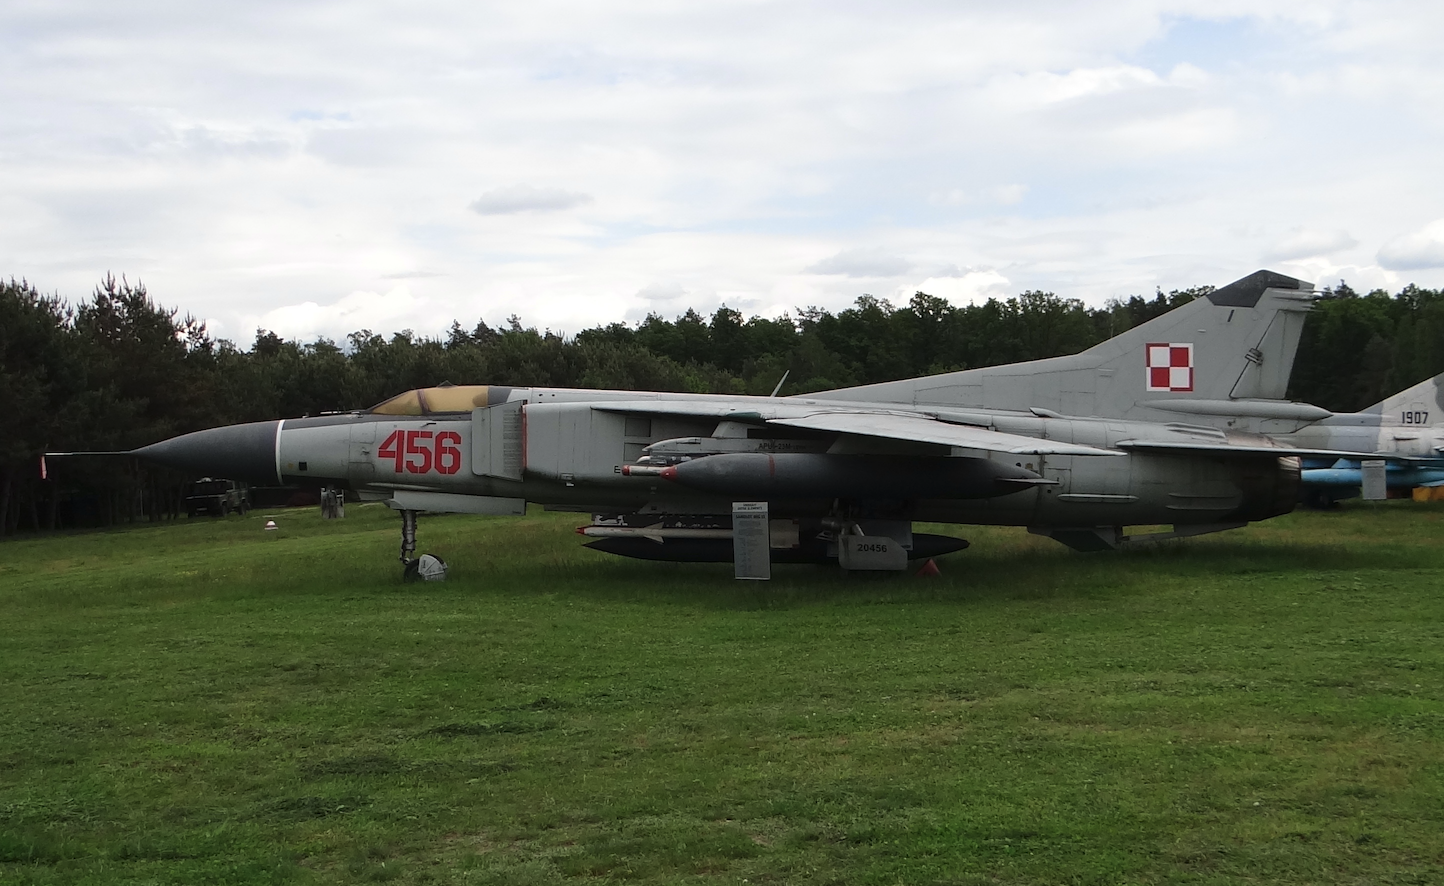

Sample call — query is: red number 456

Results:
[378,430,462,475]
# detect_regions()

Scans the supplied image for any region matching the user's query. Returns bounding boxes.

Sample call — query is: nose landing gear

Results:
[397,508,448,582]
[399,508,418,564]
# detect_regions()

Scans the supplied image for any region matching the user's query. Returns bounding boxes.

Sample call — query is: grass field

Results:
[2,502,1443,885]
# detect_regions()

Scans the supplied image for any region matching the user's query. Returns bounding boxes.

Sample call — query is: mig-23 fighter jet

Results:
[125,269,1348,577]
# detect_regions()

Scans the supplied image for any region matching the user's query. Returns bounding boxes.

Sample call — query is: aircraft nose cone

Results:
[134,420,282,484]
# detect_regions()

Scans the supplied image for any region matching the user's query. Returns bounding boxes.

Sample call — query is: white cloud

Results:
[929,184,1027,207]
[468,184,594,215]
[381,270,447,279]
[627,280,700,319]
[993,64,1167,108]
[1378,220,1444,270]
[805,247,912,277]
[1262,228,1358,262]
[909,270,1012,305]
[4,1,1444,343]
[251,287,426,342]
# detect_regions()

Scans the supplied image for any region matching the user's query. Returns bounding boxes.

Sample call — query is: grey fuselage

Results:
[141,385,1301,534]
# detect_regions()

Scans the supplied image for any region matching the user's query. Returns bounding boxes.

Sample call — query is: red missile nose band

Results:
[660,466,678,481]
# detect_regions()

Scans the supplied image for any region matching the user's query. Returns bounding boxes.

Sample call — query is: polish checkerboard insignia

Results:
[1146,342,1194,392]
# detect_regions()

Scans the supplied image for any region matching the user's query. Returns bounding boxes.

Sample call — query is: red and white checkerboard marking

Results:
[1146,342,1194,392]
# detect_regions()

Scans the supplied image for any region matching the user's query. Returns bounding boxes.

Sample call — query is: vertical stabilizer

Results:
[1357,371,1444,425]
[811,270,1318,425]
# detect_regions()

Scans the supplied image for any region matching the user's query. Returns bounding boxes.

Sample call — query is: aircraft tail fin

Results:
[1355,371,1444,427]
[1080,269,1317,416]
[811,269,1319,426]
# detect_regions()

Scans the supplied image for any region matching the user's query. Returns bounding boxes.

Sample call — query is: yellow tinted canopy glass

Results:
[369,385,499,415]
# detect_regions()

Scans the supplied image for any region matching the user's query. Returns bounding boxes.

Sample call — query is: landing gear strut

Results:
[399,508,418,565]
[397,508,448,582]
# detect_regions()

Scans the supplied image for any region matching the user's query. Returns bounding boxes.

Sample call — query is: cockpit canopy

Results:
[368,385,514,416]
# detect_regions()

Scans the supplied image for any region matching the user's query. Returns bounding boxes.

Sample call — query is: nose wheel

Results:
[397,508,448,582]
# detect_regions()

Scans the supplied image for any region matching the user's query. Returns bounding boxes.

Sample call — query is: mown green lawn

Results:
[2,502,1442,884]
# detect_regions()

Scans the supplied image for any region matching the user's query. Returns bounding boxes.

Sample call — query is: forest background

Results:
[3,273,1442,535]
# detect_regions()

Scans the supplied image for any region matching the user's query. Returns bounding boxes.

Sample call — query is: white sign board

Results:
[732,501,771,580]
[838,536,908,571]
[1361,459,1387,501]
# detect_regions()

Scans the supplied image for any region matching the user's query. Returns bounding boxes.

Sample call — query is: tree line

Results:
[3,273,1442,535]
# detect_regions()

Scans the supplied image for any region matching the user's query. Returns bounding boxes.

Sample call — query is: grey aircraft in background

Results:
[118,269,1359,576]
[1281,372,1444,505]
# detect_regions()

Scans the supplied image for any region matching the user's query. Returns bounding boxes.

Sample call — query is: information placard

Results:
[732,501,771,580]
[1361,459,1387,501]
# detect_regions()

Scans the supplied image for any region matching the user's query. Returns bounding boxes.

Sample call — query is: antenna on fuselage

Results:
[769,370,790,398]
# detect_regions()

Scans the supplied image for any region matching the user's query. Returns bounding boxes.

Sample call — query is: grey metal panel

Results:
[390,490,526,515]
[982,373,1033,410]
[914,382,981,407]
[277,422,352,481]
[516,403,632,483]
[1229,310,1306,400]
[500,404,524,478]
[348,420,376,484]
[1059,391,1094,417]
[1052,370,1093,416]
[472,402,524,480]
[581,410,629,481]
[769,411,1120,456]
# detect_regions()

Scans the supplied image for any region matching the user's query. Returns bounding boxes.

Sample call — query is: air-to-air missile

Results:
[118,270,1368,578]
[1299,460,1444,494]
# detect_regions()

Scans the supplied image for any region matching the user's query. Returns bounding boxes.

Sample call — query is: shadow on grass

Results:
[461,526,1431,614]
[7,502,1440,618]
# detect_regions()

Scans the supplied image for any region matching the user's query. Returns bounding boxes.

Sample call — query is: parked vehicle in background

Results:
[186,478,250,517]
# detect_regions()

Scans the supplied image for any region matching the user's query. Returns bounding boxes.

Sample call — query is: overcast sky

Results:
[5,1,1444,343]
